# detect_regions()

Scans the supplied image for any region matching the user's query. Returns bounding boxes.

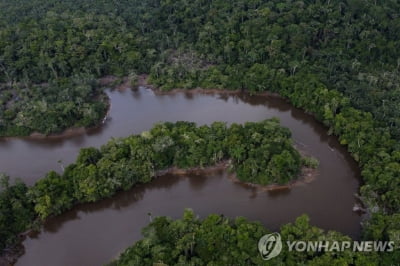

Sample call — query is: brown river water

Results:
[0,87,362,266]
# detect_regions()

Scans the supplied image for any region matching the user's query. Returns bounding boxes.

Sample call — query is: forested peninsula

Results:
[1,0,400,264]
[1,119,314,254]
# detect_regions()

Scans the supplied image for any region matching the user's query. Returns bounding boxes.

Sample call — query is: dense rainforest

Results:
[0,0,400,264]
[109,210,398,266]
[0,119,311,252]
[0,76,108,136]
[1,0,400,137]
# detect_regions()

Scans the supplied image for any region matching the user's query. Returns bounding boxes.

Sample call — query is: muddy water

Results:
[3,87,362,266]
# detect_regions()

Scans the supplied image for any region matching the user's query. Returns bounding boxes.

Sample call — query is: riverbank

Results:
[228,166,318,191]
[155,161,229,177]
[0,77,110,139]
[0,246,23,266]
[137,74,283,98]
[0,91,110,140]
[0,80,364,265]
[0,74,286,140]
[0,158,316,266]
[0,163,227,266]
[163,161,318,192]
[155,158,318,192]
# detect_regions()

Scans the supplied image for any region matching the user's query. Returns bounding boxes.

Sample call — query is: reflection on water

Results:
[2,87,363,266]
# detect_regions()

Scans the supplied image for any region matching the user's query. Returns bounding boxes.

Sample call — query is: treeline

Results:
[109,209,399,265]
[2,0,400,136]
[141,0,400,138]
[0,119,307,250]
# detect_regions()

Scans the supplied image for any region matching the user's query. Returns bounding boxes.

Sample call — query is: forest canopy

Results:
[109,210,399,266]
[1,0,400,137]
[1,0,400,264]
[0,75,107,136]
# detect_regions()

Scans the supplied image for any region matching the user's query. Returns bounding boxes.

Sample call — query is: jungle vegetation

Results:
[0,0,400,264]
[0,76,108,136]
[1,0,400,137]
[109,209,399,266]
[0,119,309,251]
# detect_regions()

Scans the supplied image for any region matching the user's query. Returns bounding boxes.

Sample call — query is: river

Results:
[0,87,362,266]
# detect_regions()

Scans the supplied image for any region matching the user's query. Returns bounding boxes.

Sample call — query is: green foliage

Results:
[109,210,398,265]
[0,11,143,83]
[0,75,108,136]
[28,171,74,219]
[302,157,319,169]
[76,147,102,165]
[0,120,302,251]
[227,119,302,185]
[1,0,400,264]
[0,174,35,250]
[2,0,400,136]
[108,210,269,266]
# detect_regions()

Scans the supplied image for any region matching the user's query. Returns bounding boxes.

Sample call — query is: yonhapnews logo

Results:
[258,232,396,260]
[258,233,283,260]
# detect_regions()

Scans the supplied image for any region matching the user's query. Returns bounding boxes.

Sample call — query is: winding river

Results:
[0,87,363,266]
